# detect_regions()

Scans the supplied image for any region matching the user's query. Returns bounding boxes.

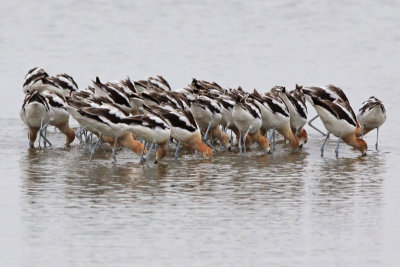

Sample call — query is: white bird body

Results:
[315,100,356,138]
[41,90,70,126]
[357,97,386,131]
[20,92,52,128]
[190,95,222,130]
[278,91,307,132]
[20,89,75,147]
[127,115,171,144]
[252,92,290,131]
[218,96,236,130]
[311,95,367,156]
[356,96,386,150]
[232,102,261,135]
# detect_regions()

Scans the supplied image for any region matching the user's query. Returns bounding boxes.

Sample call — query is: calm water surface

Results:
[1,0,400,266]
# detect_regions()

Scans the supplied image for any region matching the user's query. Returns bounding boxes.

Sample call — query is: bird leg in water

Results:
[88,132,94,150]
[268,129,276,150]
[308,115,327,136]
[376,127,379,151]
[243,126,252,155]
[98,136,103,150]
[238,132,242,156]
[39,119,52,147]
[89,134,103,162]
[335,134,342,158]
[174,140,181,160]
[320,133,330,157]
[272,129,276,149]
[140,141,147,164]
[203,123,212,141]
[145,143,154,165]
[112,136,118,163]
[75,126,87,144]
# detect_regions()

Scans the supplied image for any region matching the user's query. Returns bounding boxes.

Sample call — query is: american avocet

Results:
[173,79,231,150]
[357,96,386,150]
[250,88,299,152]
[311,96,367,157]
[92,77,132,114]
[104,77,141,114]
[217,95,235,132]
[20,90,52,147]
[22,67,49,93]
[20,90,75,147]
[23,68,79,99]
[123,114,171,164]
[148,75,171,91]
[146,105,213,160]
[275,85,308,147]
[41,90,75,146]
[47,73,79,97]
[302,85,354,136]
[232,96,270,155]
[75,105,144,163]
[190,95,221,139]
[67,87,140,151]
[134,75,171,93]
[219,88,250,145]
[141,88,180,109]
[65,89,108,149]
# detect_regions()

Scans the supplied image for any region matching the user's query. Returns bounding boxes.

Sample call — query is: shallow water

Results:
[1,0,400,266]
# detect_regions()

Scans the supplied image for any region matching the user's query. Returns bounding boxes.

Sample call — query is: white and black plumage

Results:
[311,96,367,157]
[232,96,270,155]
[141,89,181,110]
[144,105,213,160]
[217,95,236,131]
[122,114,171,163]
[191,94,232,149]
[134,75,171,93]
[275,85,308,147]
[65,89,111,147]
[66,91,144,162]
[187,79,232,149]
[190,95,222,138]
[148,75,171,91]
[302,84,356,136]
[250,88,299,151]
[47,73,79,97]
[20,90,75,147]
[104,77,142,114]
[23,68,78,98]
[75,105,144,163]
[22,67,49,93]
[20,90,52,147]
[357,96,386,150]
[92,77,132,115]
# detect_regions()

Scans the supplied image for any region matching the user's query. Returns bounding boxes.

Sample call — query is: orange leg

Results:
[230,126,251,146]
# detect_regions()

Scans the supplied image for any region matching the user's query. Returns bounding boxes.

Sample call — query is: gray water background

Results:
[1,0,400,266]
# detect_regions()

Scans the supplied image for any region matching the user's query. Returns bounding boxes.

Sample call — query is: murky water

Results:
[1,0,400,266]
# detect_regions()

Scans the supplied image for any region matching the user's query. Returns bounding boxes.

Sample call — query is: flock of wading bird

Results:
[20,67,387,164]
